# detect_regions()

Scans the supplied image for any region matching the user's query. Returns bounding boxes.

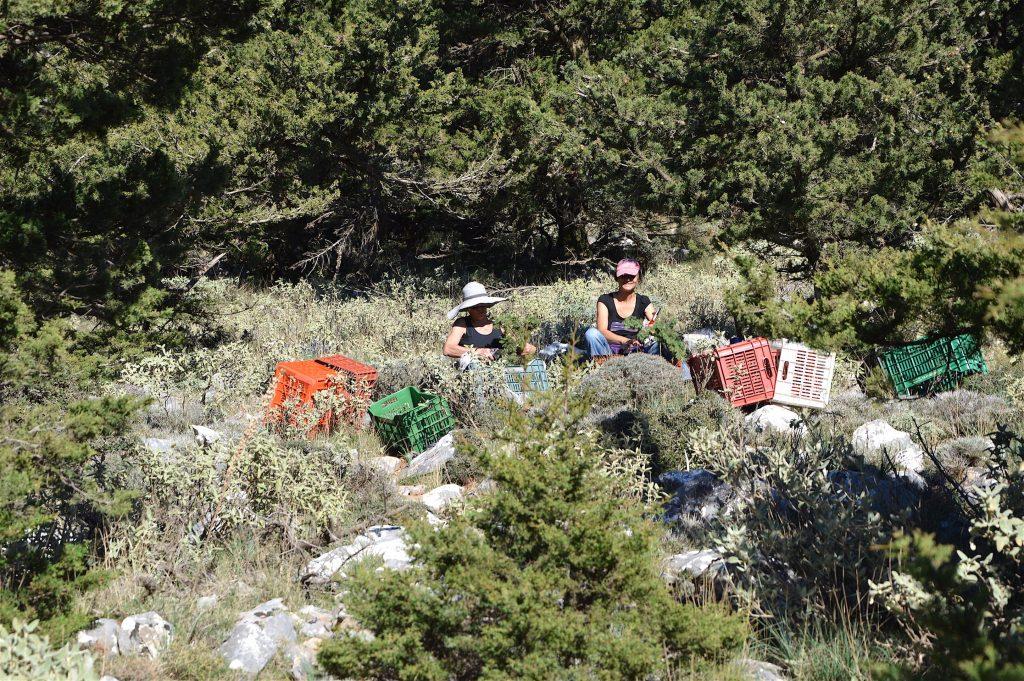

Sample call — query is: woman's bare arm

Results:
[443,323,494,359]
[443,324,469,358]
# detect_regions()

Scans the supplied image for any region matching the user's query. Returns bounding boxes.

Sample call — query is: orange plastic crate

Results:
[688,337,776,407]
[268,355,378,436]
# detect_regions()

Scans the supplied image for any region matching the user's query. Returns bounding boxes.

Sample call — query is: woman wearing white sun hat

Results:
[443,281,536,364]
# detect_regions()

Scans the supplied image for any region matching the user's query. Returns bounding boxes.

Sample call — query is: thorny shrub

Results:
[640,391,739,474]
[870,428,1024,678]
[577,353,692,414]
[932,436,993,480]
[890,390,1015,443]
[686,428,905,623]
[107,434,350,571]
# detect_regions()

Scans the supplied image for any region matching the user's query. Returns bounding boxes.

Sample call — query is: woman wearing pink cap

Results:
[584,259,660,358]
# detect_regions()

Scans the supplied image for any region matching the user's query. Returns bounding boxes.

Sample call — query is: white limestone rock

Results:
[745,405,807,435]
[301,526,411,585]
[421,484,463,513]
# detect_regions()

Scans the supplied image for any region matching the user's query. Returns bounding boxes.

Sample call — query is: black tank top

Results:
[458,321,504,350]
[598,293,651,325]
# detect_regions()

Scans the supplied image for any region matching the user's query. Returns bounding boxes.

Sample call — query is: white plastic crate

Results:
[770,340,836,409]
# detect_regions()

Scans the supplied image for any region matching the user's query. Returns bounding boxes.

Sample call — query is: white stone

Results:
[400,433,455,479]
[894,445,925,475]
[852,420,924,473]
[421,484,463,513]
[302,526,411,585]
[852,420,914,455]
[77,618,121,656]
[735,658,788,681]
[220,622,278,675]
[142,437,178,454]
[745,405,807,435]
[191,424,222,447]
[118,612,173,658]
[397,484,425,497]
[262,612,297,644]
[365,456,404,476]
[662,550,726,583]
[238,598,287,623]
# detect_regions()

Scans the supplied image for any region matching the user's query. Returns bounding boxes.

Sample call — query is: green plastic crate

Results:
[369,387,455,455]
[879,334,987,397]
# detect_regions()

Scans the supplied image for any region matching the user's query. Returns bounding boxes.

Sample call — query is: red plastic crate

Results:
[268,355,378,436]
[688,337,776,407]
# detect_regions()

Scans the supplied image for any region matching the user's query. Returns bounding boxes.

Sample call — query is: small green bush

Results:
[871,428,1024,679]
[108,433,350,569]
[641,391,737,474]
[690,429,903,623]
[318,391,748,679]
[444,430,487,486]
[864,365,894,400]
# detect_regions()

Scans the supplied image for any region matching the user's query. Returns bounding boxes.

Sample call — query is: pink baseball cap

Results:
[615,258,641,277]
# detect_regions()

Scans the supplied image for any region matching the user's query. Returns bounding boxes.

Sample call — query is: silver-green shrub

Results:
[688,429,903,622]
[109,433,350,567]
[869,429,1024,677]
[640,391,738,474]
[578,354,692,415]
[0,619,97,680]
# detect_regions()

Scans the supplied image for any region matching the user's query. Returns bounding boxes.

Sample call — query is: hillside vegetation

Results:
[2,0,1024,679]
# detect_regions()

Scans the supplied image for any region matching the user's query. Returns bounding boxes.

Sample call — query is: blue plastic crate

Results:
[503,359,550,399]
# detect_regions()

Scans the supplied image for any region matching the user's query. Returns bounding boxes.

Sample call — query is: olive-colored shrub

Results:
[318,393,748,679]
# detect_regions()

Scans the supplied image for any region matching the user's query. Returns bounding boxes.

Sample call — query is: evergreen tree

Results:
[728,122,1024,352]
[318,392,747,679]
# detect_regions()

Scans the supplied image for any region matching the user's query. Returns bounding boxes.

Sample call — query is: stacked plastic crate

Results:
[503,359,550,403]
[770,340,836,409]
[688,337,777,407]
[268,354,378,436]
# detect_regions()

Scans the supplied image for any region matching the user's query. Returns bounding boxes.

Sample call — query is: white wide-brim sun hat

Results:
[447,281,507,320]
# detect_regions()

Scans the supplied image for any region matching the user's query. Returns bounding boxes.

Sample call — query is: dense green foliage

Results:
[318,391,748,679]
[730,124,1024,352]
[0,272,141,638]
[3,0,1023,328]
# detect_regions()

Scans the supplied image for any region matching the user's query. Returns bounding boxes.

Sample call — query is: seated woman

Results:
[584,259,661,358]
[443,281,536,365]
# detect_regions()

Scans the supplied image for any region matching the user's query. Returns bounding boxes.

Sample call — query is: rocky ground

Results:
[72,377,1015,680]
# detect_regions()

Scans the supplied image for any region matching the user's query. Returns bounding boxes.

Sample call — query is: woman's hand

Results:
[475,347,495,360]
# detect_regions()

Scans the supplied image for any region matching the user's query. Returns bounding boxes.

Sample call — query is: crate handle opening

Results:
[764,358,773,378]
[781,361,789,381]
